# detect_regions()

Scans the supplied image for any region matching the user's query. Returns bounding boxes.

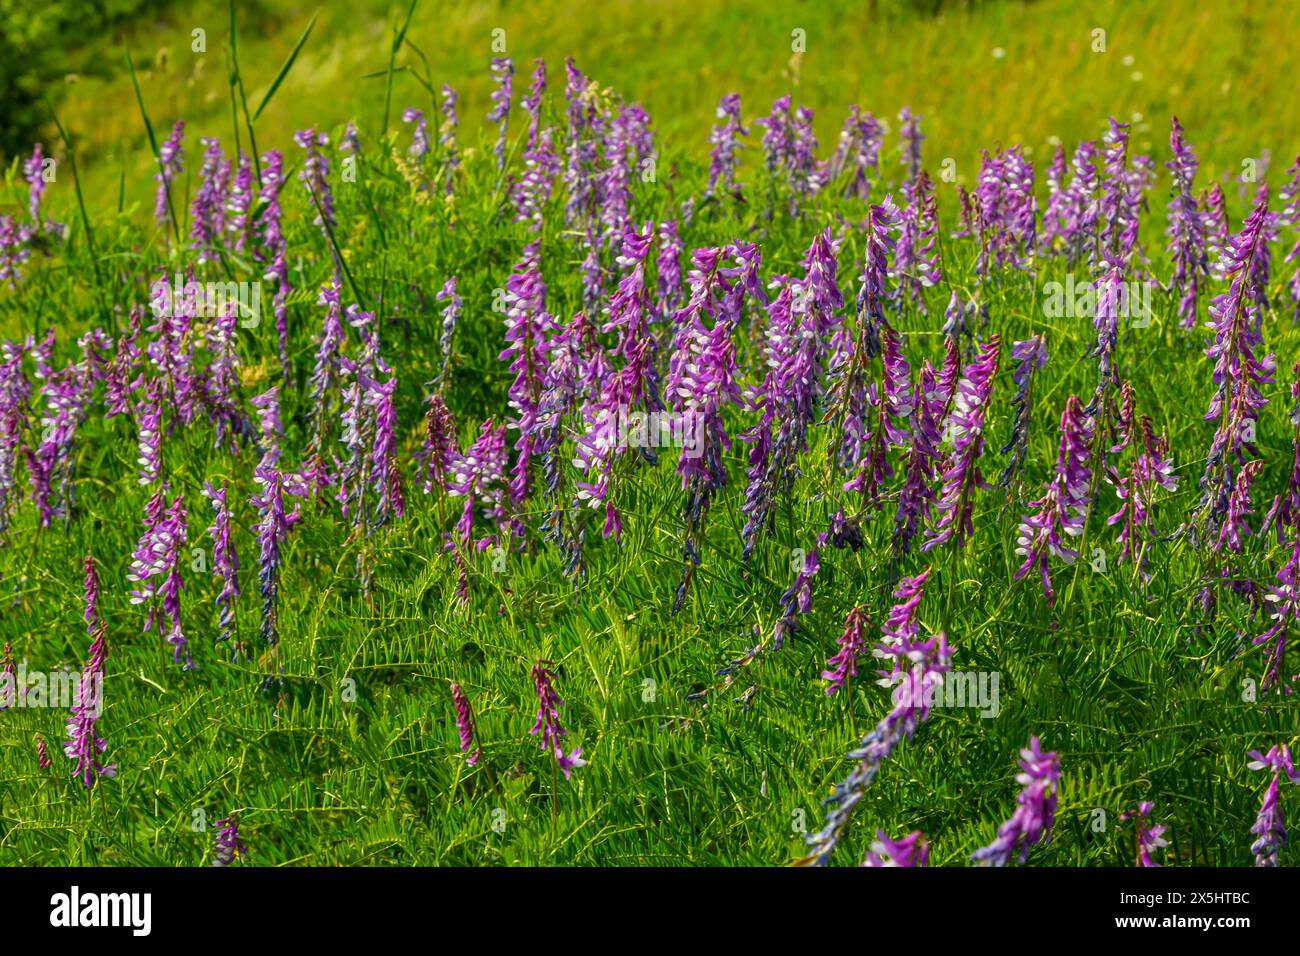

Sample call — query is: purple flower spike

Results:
[204,482,241,653]
[24,144,48,222]
[863,829,929,867]
[1167,117,1209,329]
[898,107,923,181]
[65,563,115,789]
[773,534,824,650]
[529,660,586,778]
[1194,190,1275,542]
[1014,394,1092,606]
[212,817,246,867]
[800,631,951,865]
[250,467,303,646]
[971,736,1061,866]
[401,107,430,160]
[999,334,1048,491]
[822,606,869,696]
[154,120,185,230]
[706,93,747,199]
[450,681,482,766]
[190,137,230,264]
[488,57,515,172]
[1246,745,1300,866]
[922,335,1001,553]
[1120,802,1168,867]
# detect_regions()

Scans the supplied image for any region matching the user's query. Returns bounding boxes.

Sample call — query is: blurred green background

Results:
[3,0,1297,217]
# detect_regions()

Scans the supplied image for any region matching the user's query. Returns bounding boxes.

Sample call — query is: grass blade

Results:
[252,10,320,123]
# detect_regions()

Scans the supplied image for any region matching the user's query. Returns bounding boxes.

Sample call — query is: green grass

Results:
[0,0,1297,867]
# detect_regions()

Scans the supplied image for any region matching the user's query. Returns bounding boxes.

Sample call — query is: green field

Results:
[0,0,1296,866]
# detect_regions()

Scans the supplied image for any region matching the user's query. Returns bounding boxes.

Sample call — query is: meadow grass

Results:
[0,0,1296,867]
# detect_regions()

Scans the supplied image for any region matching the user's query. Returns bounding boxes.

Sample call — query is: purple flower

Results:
[340,121,361,155]
[1014,394,1092,606]
[655,220,683,316]
[294,128,337,272]
[800,631,952,865]
[1193,194,1275,542]
[65,569,115,788]
[863,829,929,867]
[190,137,230,264]
[893,171,941,312]
[418,391,458,496]
[1255,529,1300,694]
[523,58,546,150]
[822,606,869,696]
[436,276,461,385]
[1246,745,1300,866]
[999,334,1048,491]
[24,144,47,222]
[669,248,746,611]
[922,335,1001,552]
[829,105,882,200]
[155,120,185,230]
[706,93,747,199]
[250,466,303,645]
[36,735,52,770]
[510,127,561,227]
[501,242,554,522]
[529,660,586,778]
[212,817,246,867]
[251,385,285,473]
[439,84,460,193]
[0,215,32,288]
[204,482,241,654]
[898,107,923,181]
[127,487,192,669]
[1167,117,1209,329]
[1107,391,1179,569]
[447,418,509,566]
[741,233,841,559]
[134,380,163,485]
[971,737,1061,866]
[450,681,482,766]
[773,534,824,650]
[1120,802,1168,867]
[256,150,291,373]
[401,107,430,160]
[894,362,945,554]
[488,57,515,171]
[1098,117,1142,264]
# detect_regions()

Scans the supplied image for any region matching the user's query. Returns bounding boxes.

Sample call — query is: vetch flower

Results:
[1014,395,1092,605]
[1246,744,1300,866]
[1120,801,1168,867]
[154,120,184,231]
[204,482,240,654]
[488,57,515,172]
[450,681,482,766]
[971,736,1060,866]
[863,829,929,867]
[822,606,869,696]
[212,817,246,867]
[800,630,952,865]
[922,335,1001,552]
[530,659,586,778]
